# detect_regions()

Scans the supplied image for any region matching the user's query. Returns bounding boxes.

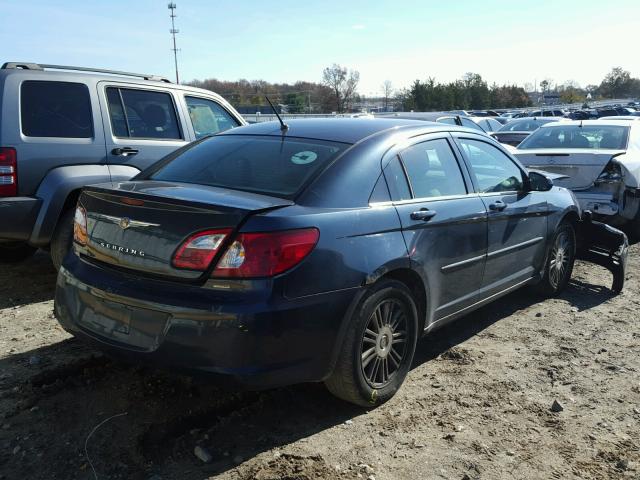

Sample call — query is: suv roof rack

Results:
[1,62,172,83]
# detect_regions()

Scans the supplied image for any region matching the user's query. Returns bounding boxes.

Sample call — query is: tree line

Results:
[188,65,640,114]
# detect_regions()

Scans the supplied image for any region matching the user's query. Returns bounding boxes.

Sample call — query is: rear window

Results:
[518,125,629,150]
[500,119,543,132]
[21,81,93,138]
[148,135,349,198]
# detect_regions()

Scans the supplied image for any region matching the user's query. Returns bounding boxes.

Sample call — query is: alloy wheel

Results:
[360,298,408,388]
[549,230,572,289]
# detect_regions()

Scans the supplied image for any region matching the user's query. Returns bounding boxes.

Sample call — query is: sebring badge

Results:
[99,242,145,257]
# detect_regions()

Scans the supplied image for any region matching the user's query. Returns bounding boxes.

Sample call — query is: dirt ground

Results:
[0,246,638,480]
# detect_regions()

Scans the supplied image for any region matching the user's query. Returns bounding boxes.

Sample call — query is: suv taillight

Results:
[212,228,319,278]
[0,148,17,197]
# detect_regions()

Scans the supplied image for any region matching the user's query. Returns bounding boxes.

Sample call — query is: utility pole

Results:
[168,3,180,84]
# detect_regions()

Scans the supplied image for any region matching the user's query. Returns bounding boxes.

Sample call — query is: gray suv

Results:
[0,62,245,269]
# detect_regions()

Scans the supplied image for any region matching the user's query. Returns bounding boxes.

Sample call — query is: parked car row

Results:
[0,62,630,407]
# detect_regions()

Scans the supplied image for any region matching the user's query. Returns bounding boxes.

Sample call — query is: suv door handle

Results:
[489,200,507,211]
[410,209,437,221]
[111,147,139,157]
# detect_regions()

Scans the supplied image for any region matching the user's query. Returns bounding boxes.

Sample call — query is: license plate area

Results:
[77,290,168,351]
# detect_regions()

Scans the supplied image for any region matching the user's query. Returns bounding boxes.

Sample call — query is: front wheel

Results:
[325,279,418,407]
[0,242,37,263]
[537,222,576,296]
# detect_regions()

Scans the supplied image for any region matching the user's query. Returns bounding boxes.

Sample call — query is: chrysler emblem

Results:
[119,217,131,230]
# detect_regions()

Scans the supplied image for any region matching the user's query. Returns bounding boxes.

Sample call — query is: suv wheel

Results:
[51,208,75,271]
[537,222,576,296]
[0,242,37,263]
[325,279,418,407]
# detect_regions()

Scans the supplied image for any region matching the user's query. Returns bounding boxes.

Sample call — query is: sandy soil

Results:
[0,247,638,480]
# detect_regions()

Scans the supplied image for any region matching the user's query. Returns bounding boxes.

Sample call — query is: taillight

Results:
[0,148,17,197]
[73,205,88,246]
[173,229,232,270]
[212,228,319,278]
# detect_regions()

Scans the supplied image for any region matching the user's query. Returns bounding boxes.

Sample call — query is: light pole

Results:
[168,3,180,84]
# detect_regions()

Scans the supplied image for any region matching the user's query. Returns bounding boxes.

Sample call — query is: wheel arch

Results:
[380,268,428,334]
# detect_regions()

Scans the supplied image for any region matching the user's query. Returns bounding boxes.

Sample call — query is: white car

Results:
[514,120,640,235]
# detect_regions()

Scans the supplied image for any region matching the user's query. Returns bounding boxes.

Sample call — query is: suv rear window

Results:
[148,135,349,198]
[21,81,93,138]
[106,87,182,140]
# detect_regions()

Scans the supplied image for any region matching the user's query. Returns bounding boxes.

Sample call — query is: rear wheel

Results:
[0,242,37,263]
[50,208,75,271]
[537,222,576,296]
[325,279,418,407]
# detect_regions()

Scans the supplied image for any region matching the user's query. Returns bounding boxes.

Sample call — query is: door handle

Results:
[111,147,139,157]
[489,200,507,211]
[410,209,437,221]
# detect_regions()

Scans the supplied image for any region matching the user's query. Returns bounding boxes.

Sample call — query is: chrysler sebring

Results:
[54,119,626,406]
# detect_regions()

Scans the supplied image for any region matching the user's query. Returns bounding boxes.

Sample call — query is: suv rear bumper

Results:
[0,197,41,242]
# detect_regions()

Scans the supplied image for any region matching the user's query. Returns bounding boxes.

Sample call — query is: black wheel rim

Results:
[549,230,572,289]
[360,298,408,388]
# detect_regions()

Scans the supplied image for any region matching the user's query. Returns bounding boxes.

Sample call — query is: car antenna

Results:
[579,120,583,128]
[265,96,288,132]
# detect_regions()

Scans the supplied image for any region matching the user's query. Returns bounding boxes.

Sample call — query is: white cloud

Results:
[351,24,365,30]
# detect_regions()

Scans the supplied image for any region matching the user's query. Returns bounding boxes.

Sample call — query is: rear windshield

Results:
[518,125,629,150]
[148,135,349,198]
[500,119,545,132]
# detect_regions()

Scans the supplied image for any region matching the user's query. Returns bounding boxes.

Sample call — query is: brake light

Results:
[0,148,17,197]
[212,228,319,278]
[73,205,88,246]
[173,229,232,270]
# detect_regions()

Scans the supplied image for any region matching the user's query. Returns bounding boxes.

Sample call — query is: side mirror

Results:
[527,171,554,192]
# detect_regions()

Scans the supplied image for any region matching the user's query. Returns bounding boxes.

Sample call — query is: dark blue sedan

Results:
[54,119,627,406]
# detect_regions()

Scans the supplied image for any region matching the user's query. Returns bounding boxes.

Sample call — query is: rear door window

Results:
[400,138,467,198]
[185,96,239,139]
[106,87,182,140]
[21,81,93,138]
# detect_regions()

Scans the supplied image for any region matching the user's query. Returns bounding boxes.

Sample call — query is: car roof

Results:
[374,112,458,122]
[219,117,471,144]
[599,116,640,121]
[540,119,635,128]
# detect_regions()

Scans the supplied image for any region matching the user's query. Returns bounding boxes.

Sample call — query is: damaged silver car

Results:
[514,120,640,235]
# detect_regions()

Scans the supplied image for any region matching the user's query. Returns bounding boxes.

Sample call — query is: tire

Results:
[50,208,75,271]
[536,222,576,296]
[0,242,37,263]
[325,279,418,407]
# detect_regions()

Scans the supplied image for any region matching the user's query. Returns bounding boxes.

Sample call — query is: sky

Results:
[2,0,640,97]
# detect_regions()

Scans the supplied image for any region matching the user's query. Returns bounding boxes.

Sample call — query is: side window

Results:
[21,81,93,138]
[459,139,524,193]
[106,87,182,140]
[460,118,484,132]
[383,156,411,201]
[185,96,239,139]
[400,138,467,198]
[437,117,458,125]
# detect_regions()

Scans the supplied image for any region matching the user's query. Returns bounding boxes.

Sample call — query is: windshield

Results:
[148,135,349,198]
[518,125,629,150]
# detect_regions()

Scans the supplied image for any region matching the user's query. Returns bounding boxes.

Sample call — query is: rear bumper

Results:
[577,214,628,293]
[574,192,618,217]
[54,254,360,388]
[0,197,41,242]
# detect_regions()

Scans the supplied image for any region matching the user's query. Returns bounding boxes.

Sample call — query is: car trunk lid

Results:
[514,148,625,190]
[77,181,293,280]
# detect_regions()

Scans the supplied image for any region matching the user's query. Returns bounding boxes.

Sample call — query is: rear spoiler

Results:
[576,211,628,293]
